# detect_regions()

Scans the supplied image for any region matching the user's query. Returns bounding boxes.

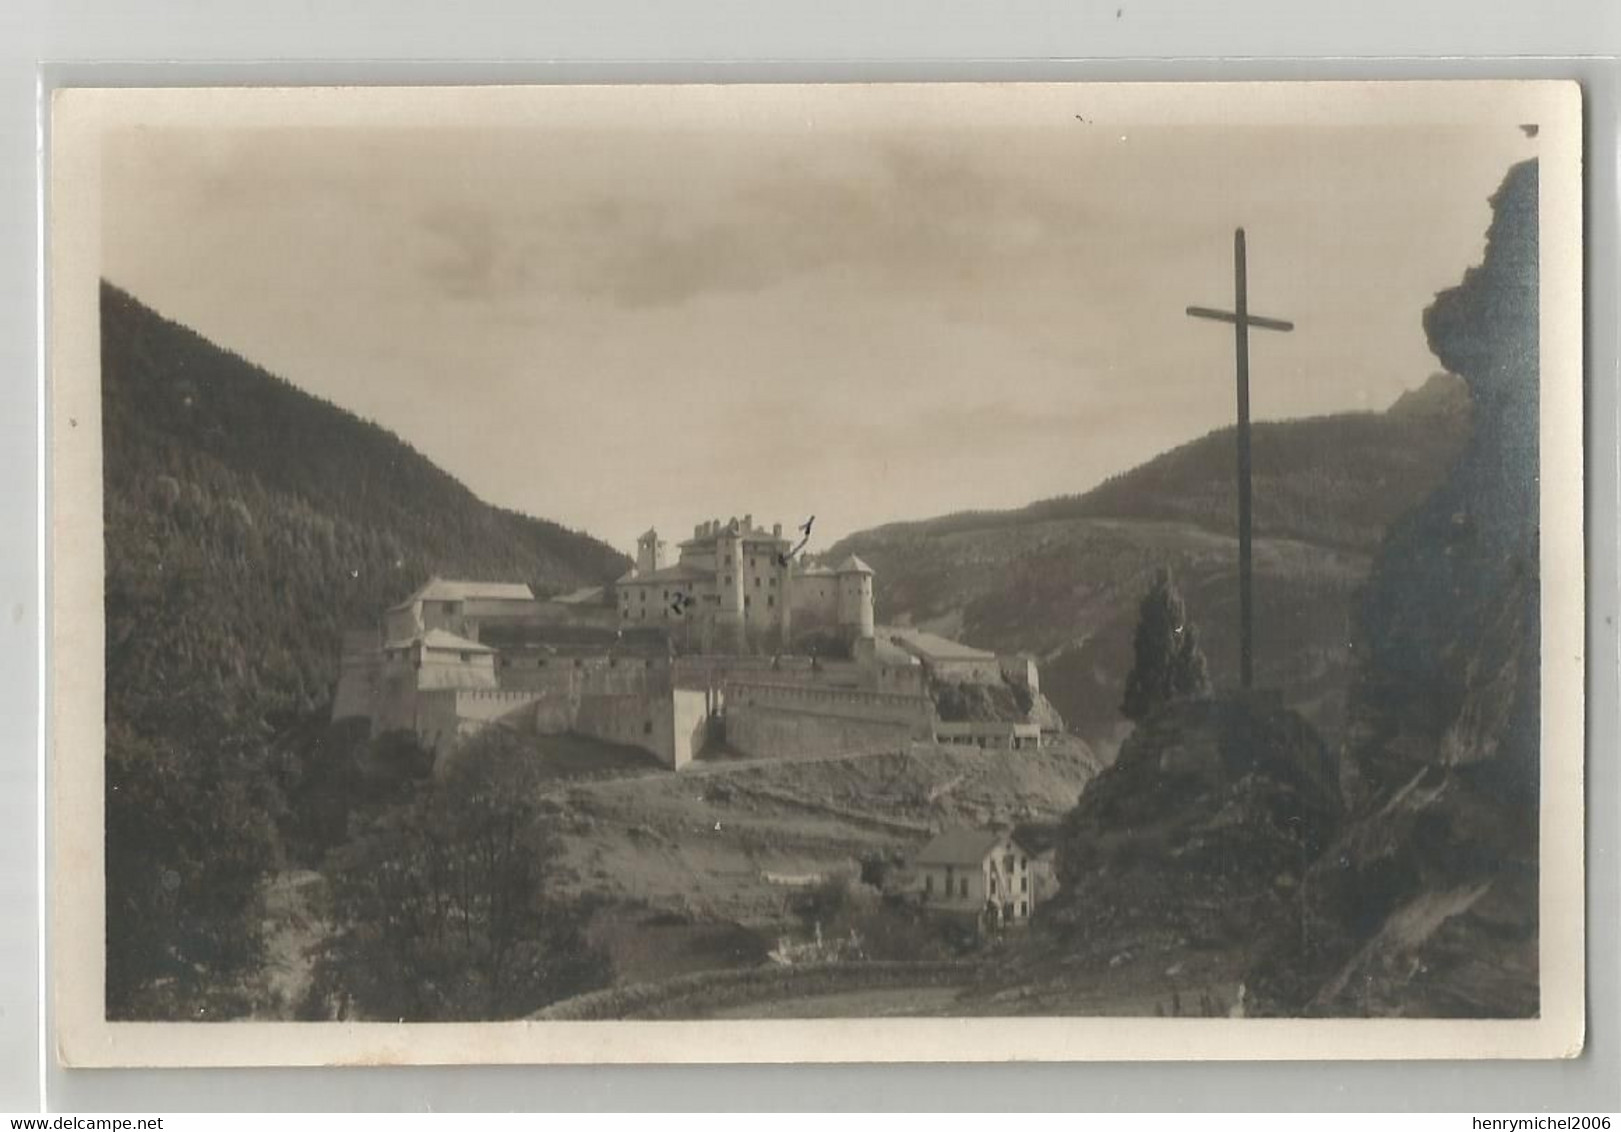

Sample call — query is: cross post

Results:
[1186,228,1294,691]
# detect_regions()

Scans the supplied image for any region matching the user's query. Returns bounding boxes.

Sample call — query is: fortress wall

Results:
[722,679,934,759]
[455,688,546,724]
[417,651,500,690]
[871,664,928,697]
[587,661,671,697]
[493,656,672,694]
[574,694,667,763]
[414,689,461,755]
[724,680,935,728]
[532,690,577,734]
[926,657,1005,684]
[725,703,917,761]
[372,665,421,735]
[332,633,381,721]
[417,688,545,757]
[670,689,709,770]
[493,662,578,694]
[789,575,839,617]
[673,655,869,692]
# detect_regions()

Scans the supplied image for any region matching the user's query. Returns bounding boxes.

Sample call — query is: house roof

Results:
[885,627,995,662]
[619,562,711,586]
[868,637,920,667]
[419,629,494,653]
[550,585,606,605]
[913,828,1022,867]
[381,628,494,653]
[391,577,535,610]
[834,554,874,575]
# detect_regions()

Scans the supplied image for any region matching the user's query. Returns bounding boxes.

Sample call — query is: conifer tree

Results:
[1120,567,1212,722]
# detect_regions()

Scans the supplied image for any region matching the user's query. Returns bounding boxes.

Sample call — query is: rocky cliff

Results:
[1045,695,1341,967]
[1249,159,1542,1018]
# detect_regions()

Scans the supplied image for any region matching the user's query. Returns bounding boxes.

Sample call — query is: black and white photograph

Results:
[46,81,1584,1065]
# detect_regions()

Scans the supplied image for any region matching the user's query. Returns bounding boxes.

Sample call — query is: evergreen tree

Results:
[1120,568,1212,722]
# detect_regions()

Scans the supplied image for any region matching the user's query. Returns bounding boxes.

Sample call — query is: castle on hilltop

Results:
[332,512,1058,771]
[615,514,873,653]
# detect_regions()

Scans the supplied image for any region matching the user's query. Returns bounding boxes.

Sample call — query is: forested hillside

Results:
[100,282,628,1017]
[102,281,628,729]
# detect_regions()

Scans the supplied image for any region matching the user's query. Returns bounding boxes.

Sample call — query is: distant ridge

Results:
[835,376,1471,556]
[825,373,1473,759]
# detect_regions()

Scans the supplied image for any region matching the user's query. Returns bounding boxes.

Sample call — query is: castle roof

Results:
[420,628,494,653]
[620,562,711,586]
[913,828,1026,867]
[867,637,920,667]
[834,554,874,575]
[383,628,494,653]
[886,627,996,662]
[677,518,791,548]
[390,577,534,610]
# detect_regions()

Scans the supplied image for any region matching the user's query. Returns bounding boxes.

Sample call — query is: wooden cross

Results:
[1186,227,1294,691]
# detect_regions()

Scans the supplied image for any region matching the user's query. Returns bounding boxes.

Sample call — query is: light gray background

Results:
[4,0,1619,1113]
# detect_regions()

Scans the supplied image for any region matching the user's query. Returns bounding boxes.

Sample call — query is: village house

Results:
[911,827,1038,930]
[382,577,539,644]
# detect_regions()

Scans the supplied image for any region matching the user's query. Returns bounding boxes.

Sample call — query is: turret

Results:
[636,528,666,575]
[716,520,745,634]
[834,555,876,641]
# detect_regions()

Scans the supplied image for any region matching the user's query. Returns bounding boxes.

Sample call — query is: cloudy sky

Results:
[99,87,1536,551]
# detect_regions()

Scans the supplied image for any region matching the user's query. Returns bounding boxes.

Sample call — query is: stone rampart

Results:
[723,679,935,760]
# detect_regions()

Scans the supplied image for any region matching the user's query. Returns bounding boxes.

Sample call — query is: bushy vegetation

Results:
[931,677,1033,723]
[307,730,613,1021]
[100,283,628,1017]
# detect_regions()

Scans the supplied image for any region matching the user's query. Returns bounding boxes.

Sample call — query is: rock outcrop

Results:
[1045,695,1341,963]
[1248,160,1541,1018]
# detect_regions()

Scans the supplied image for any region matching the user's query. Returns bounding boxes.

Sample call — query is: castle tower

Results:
[715,518,746,647]
[834,555,876,642]
[636,528,666,575]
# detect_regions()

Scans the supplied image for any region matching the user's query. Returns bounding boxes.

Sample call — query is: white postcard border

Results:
[47,80,1586,1067]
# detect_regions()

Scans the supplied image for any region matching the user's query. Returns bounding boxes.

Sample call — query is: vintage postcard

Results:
[48,81,1584,1065]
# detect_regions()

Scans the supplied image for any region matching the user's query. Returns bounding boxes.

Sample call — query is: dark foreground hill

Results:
[826,374,1470,758]
[100,283,628,1017]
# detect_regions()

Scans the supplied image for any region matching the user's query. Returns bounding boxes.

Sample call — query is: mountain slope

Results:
[100,282,629,1017]
[826,375,1471,757]
[102,280,629,727]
